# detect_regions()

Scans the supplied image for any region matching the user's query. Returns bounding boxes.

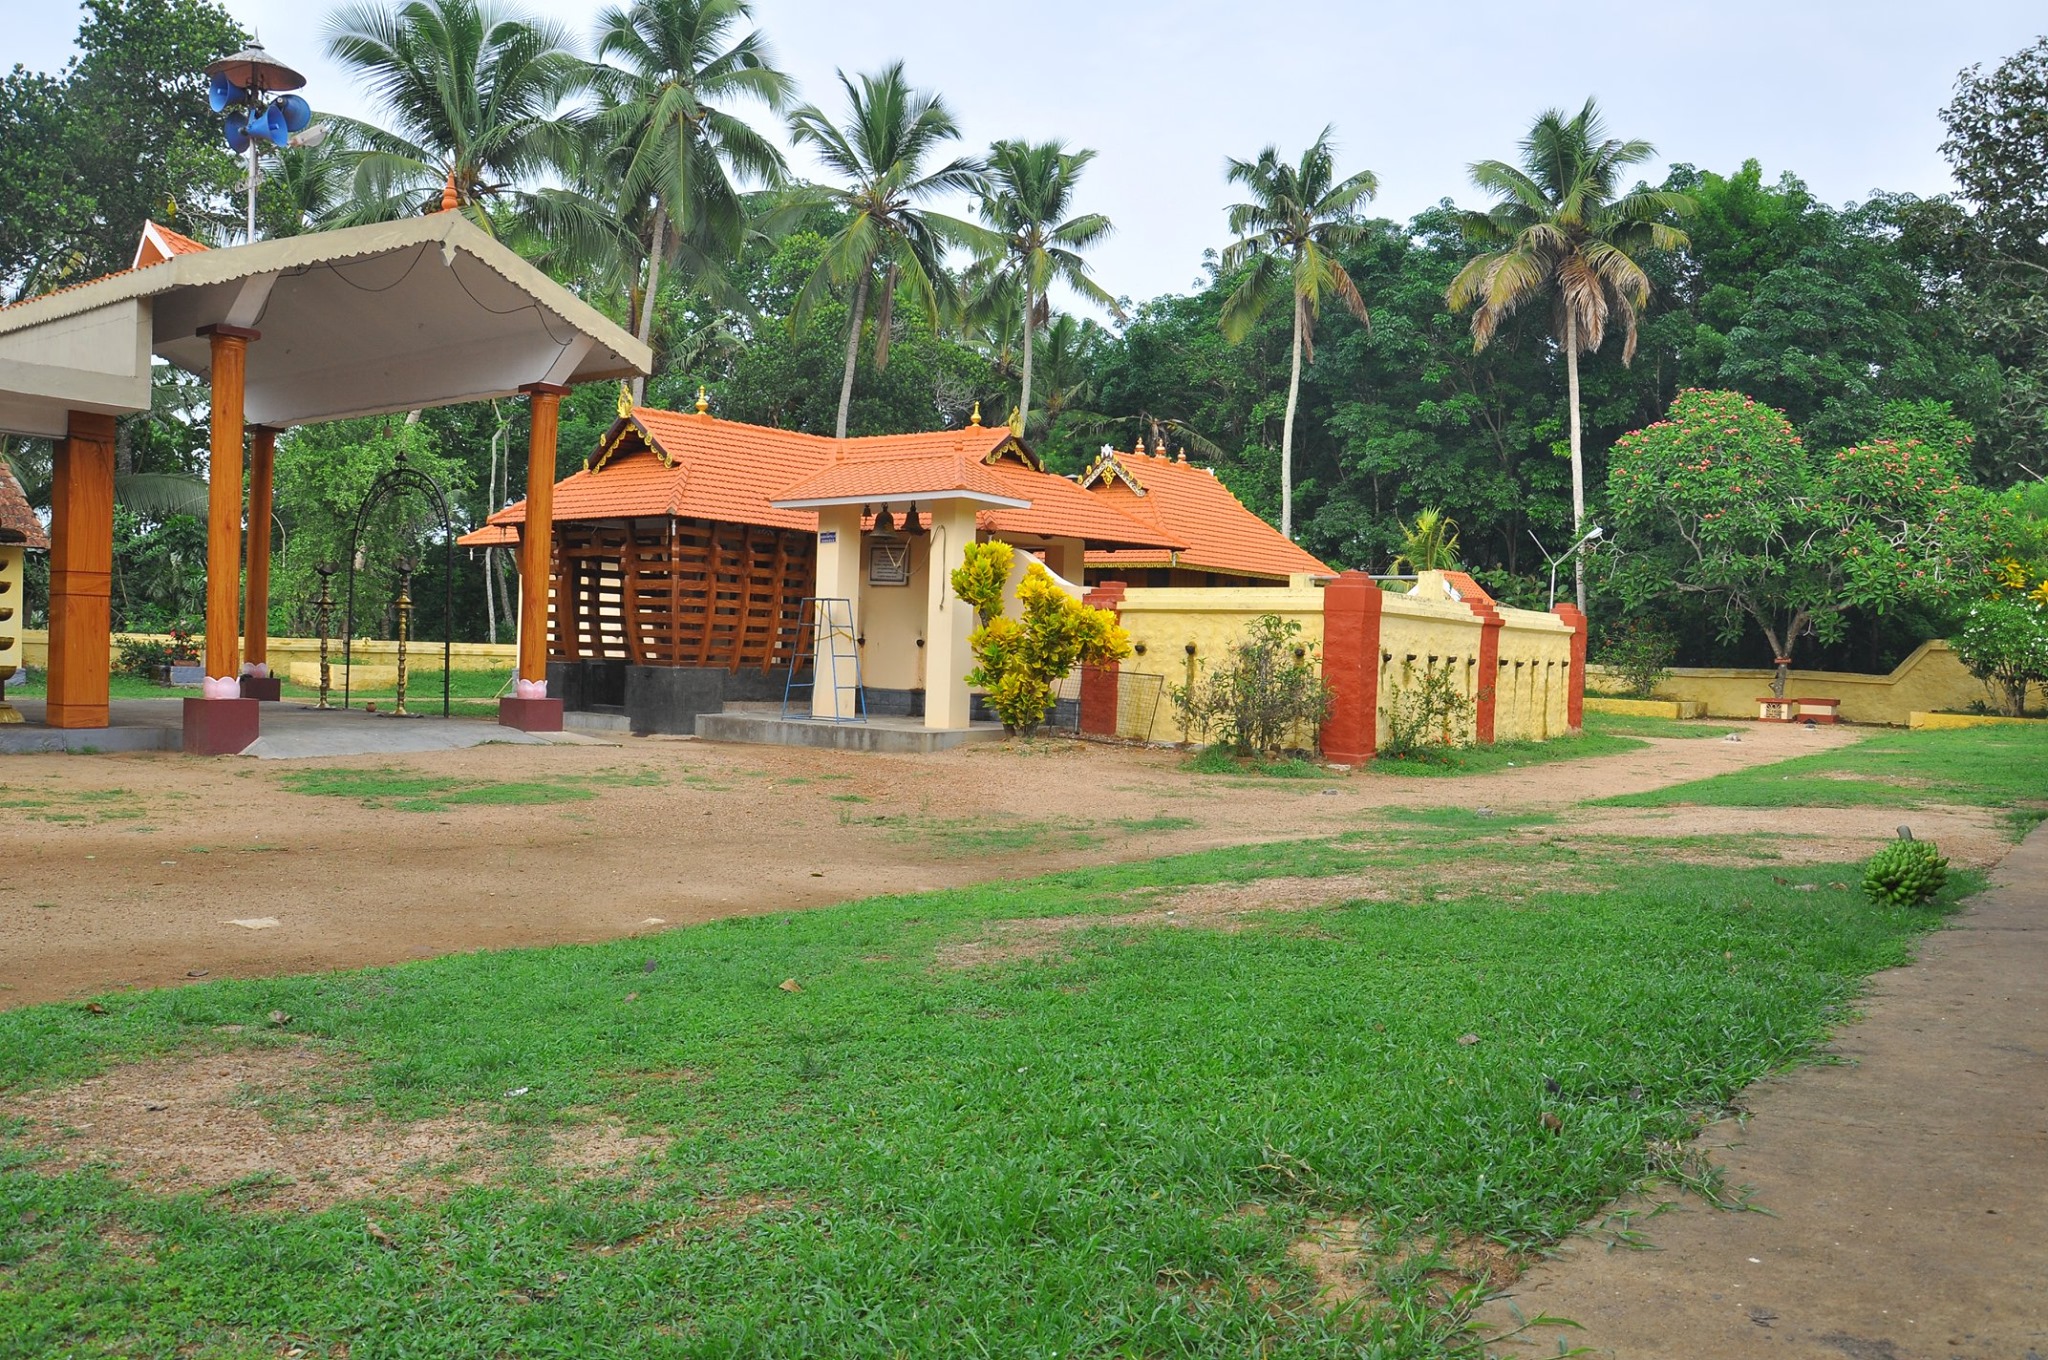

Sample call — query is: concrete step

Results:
[693,711,1007,754]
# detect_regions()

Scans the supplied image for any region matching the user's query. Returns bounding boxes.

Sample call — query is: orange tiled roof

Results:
[2,221,206,314]
[0,460,47,549]
[774,446,1025,506]
[456,522,518,548]
[490,408,833,534]
[493,410,1181,551]
[133,220,211,269]
[1081,446,1335,580]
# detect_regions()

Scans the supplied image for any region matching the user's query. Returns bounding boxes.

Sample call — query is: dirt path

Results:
[0,723,1863,1009]
[1482,824,2048,1360]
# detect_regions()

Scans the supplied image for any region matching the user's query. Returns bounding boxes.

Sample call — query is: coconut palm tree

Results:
[588,0,792,397]
[787,63,987,439]
[965,140,1119,434]
[324,0,616,257]
[1445,99,1692,614]
[1218,127,1378,540]
[1390,508,1462,573]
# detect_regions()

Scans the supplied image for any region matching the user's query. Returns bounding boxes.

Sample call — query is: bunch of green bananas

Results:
[1861,840,1950,907]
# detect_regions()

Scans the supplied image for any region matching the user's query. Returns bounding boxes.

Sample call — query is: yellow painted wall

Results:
[853,531,933,692]
[0,546,24,676]
[19,630,516,674]
[1111,582,1573,748]
[1588,641,1982,726]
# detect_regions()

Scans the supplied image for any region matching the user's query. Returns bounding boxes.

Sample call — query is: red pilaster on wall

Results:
[1080,581,1128,737]
[1552,603,1588,732]
[1320,571,1385,765]
[1467,598,1504,745]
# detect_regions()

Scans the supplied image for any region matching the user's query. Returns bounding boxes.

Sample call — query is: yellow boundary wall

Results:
[1588,640,1982,727]
[1109,582,1573,747]
[17,629,516,674]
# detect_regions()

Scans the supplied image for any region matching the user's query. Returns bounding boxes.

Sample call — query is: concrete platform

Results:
[693,710,1007,753]
[0,698,619,759]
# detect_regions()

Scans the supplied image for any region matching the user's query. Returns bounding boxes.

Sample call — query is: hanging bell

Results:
[901,502,924,535]
[872,505,896,534]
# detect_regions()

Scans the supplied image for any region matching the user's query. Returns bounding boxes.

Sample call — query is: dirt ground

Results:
[0,721,2007,1011]
[1480,824,2048,1360]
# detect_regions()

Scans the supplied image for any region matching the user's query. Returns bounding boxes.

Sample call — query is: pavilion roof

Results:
[1079,445,1335,580]
[0,459,46,549]
[0,214,649,439]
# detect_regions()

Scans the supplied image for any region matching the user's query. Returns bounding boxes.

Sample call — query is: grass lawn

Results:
[1582,711,1742,741]
[0,816,1970,1358]
[1371,728,1645,777]
[1596,724,2048,835]
[9,668,512,718]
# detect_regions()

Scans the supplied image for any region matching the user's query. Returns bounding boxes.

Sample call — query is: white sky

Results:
[11,0,2045,308]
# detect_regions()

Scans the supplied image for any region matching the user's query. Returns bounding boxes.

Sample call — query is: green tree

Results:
[1607,389,2013,696]
[1447,99,1693,614]
[966,140,1118,435]
[0,0,246,298]
[1389,508,1461,573]
[323,0,607,248]
[786,63,986,439]
[1218,127,1378,540]
[588,0,791,396]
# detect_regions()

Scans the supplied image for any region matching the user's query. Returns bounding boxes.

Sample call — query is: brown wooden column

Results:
[500,381,568,731]
[45,410,117,728]
[183,325,262,754]
[199,325,255,685]
[239,426,281,699]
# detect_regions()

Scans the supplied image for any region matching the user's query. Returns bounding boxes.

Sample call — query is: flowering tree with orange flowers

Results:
[1608,389,2016,697]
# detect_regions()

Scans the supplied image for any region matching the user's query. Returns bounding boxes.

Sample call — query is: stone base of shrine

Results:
[497,696,564,732]
[182,697,261,755]
[693,709,1006,754]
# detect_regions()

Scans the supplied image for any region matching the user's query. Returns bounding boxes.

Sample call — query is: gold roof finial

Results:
[695,385,710,416]
[1006,405,1022,434]
[969,400,982,427]
[616,382,633,419]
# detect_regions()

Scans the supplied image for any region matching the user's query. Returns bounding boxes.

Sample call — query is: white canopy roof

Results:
[0,214,649,438]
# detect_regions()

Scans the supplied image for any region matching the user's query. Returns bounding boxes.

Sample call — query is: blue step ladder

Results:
[782,597,865,722]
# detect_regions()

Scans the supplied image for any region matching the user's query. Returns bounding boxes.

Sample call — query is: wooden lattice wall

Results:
[548,517,815,671]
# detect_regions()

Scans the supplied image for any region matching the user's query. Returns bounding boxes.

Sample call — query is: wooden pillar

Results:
[518,384,565,685]
[500,382,568,731]
[1319,570,1385,765]
[1079,581,1127,737]
[240,426,281,699]
[45,410,117,728]
[199,325,255,687]
[182,326,262,754]
[1552,602,1588,733]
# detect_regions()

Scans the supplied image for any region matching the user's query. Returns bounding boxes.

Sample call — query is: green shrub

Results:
[1597,618,1677,700]
[114,637,174,678]
[1169,614,1333,757]
[1861,840,1950,907]
[951,542,1129,734]
[1381,661,1474,762]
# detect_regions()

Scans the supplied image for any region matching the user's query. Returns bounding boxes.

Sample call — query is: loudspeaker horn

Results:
[208,74,243,113]
[254,101,292,147]
[274,94,312,134]
[224,109,250,154]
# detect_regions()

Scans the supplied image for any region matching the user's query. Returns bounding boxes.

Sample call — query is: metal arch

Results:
[342,449,456,718]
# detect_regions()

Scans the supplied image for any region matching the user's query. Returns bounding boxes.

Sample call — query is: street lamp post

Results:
[1531,525,1605,611]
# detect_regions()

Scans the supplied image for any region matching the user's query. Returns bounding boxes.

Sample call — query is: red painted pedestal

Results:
[182,697,260,755]
[239,675,282,701]
[498,697,564,732]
